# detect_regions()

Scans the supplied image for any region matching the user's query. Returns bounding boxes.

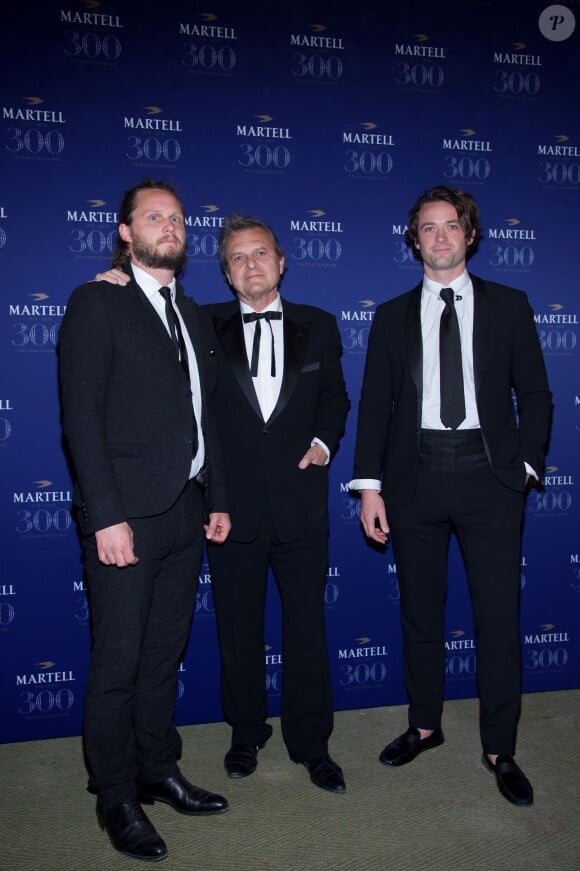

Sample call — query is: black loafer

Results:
[224,743,264,778]
[379,727,444,766]
[482,754,534,806]
[138,771,229,815]
[301,755,346,794]
[96,797,168,862]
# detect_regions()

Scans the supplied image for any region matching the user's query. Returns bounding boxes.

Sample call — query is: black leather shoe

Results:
[96,797,168,862]
[138,771,229,816]
[379,727,444,766]
[301,755,346,794]
[224,743,263,778]
[482,754,534,806]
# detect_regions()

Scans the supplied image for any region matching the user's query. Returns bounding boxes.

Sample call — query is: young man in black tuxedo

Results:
[350,186,551,807]
[60,180,231,862]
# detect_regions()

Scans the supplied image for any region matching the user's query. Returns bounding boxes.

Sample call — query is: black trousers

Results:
[388,430,524,755]
[82,480,205,807]
[208,499,333,762]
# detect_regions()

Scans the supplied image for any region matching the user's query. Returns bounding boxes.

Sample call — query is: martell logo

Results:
[340,302,375,322]
[179,11,237,40]
[488,218,536,240]
[394,33,446,58]
[67,199,117,223]
[534,304,578,325]
[186,204,225,229]
[524,624,570,645]
[60,8,122,28]
[290,210,343,233]
[492,42,542,66]
[9,295,66,317]
[236,114,292,139]
[2,96,65,124]
[338,638,388,659]
[13,481,72,504]
[124,106,183,132]
[445,629,475,651]
[290,23,344,50]
[542,466,574,487]
[16,662,76,685]
[442,128,492,152]
[342,122,394,147]
[537,134,580,158]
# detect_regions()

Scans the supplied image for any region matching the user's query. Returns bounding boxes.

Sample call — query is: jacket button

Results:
[262,428,269,435]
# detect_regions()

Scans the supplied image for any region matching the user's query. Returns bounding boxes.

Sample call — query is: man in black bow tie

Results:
[204,213,350,794]
[60,179,231,862]
[350,186,551,806]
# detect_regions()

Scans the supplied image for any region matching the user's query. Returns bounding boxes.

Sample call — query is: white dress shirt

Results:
[240,294,330,461]
[350,269,533,491]
[133,264,205,479]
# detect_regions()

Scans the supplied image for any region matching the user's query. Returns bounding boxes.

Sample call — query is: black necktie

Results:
[159,286,190,383]
[439,287,466,429]
[243,311,282,377]
[159,286,198,456]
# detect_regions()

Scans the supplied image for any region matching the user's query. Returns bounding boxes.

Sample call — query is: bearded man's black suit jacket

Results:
[59,266,227,805]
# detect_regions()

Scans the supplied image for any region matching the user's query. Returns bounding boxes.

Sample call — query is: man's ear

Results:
[118,223,131,243]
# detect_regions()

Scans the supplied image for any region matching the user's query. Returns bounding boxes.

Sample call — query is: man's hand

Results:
[204,512,231,543]
[95,522,139,567]
[94,268,130,285]
[360,490,390,544]
[298,444,328,469]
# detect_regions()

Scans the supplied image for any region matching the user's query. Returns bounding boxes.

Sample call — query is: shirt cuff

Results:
[348,478,381,492]
[524,461,537,480]
[312,438,330,466]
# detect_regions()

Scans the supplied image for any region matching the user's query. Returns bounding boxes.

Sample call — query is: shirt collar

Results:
[422,269,471,300]
[239,293,282,317]
[131,263,176,301]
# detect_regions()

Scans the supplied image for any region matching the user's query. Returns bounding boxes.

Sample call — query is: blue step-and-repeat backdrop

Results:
[1,1,578,743]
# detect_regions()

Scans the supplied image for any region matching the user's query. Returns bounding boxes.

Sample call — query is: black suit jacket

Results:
[59,266,227,534]
[205,298,349,542]
[353,274,552,502]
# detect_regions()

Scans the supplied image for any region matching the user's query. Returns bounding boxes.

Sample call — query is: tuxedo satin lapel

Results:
[212,311,263,419]
[471,275,491,395]
[406,285,423,429]
[267,313,310,425]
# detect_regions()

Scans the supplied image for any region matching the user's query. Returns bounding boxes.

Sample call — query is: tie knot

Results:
[159,286,172,302]
[243,311,282,323]
[440,287,455,306]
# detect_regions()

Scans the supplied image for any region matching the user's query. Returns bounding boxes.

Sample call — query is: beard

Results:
[132,237,187,273]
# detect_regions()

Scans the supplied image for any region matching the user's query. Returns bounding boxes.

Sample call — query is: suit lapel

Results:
[213,308,264,420]
[405,284,423,430]
[212,300,311,424]
[471,274,491,395]
[127,265,184,369]
[268,309,310,425]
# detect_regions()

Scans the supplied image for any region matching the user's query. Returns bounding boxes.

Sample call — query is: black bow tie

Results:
[243,311,282,377]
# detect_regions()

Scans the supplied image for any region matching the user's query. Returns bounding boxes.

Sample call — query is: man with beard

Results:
[59,179,231,862]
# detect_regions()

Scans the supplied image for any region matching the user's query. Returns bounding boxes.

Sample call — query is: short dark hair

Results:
[218,212,285,277]
[112,178,185,268]
[405,185,482,260]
